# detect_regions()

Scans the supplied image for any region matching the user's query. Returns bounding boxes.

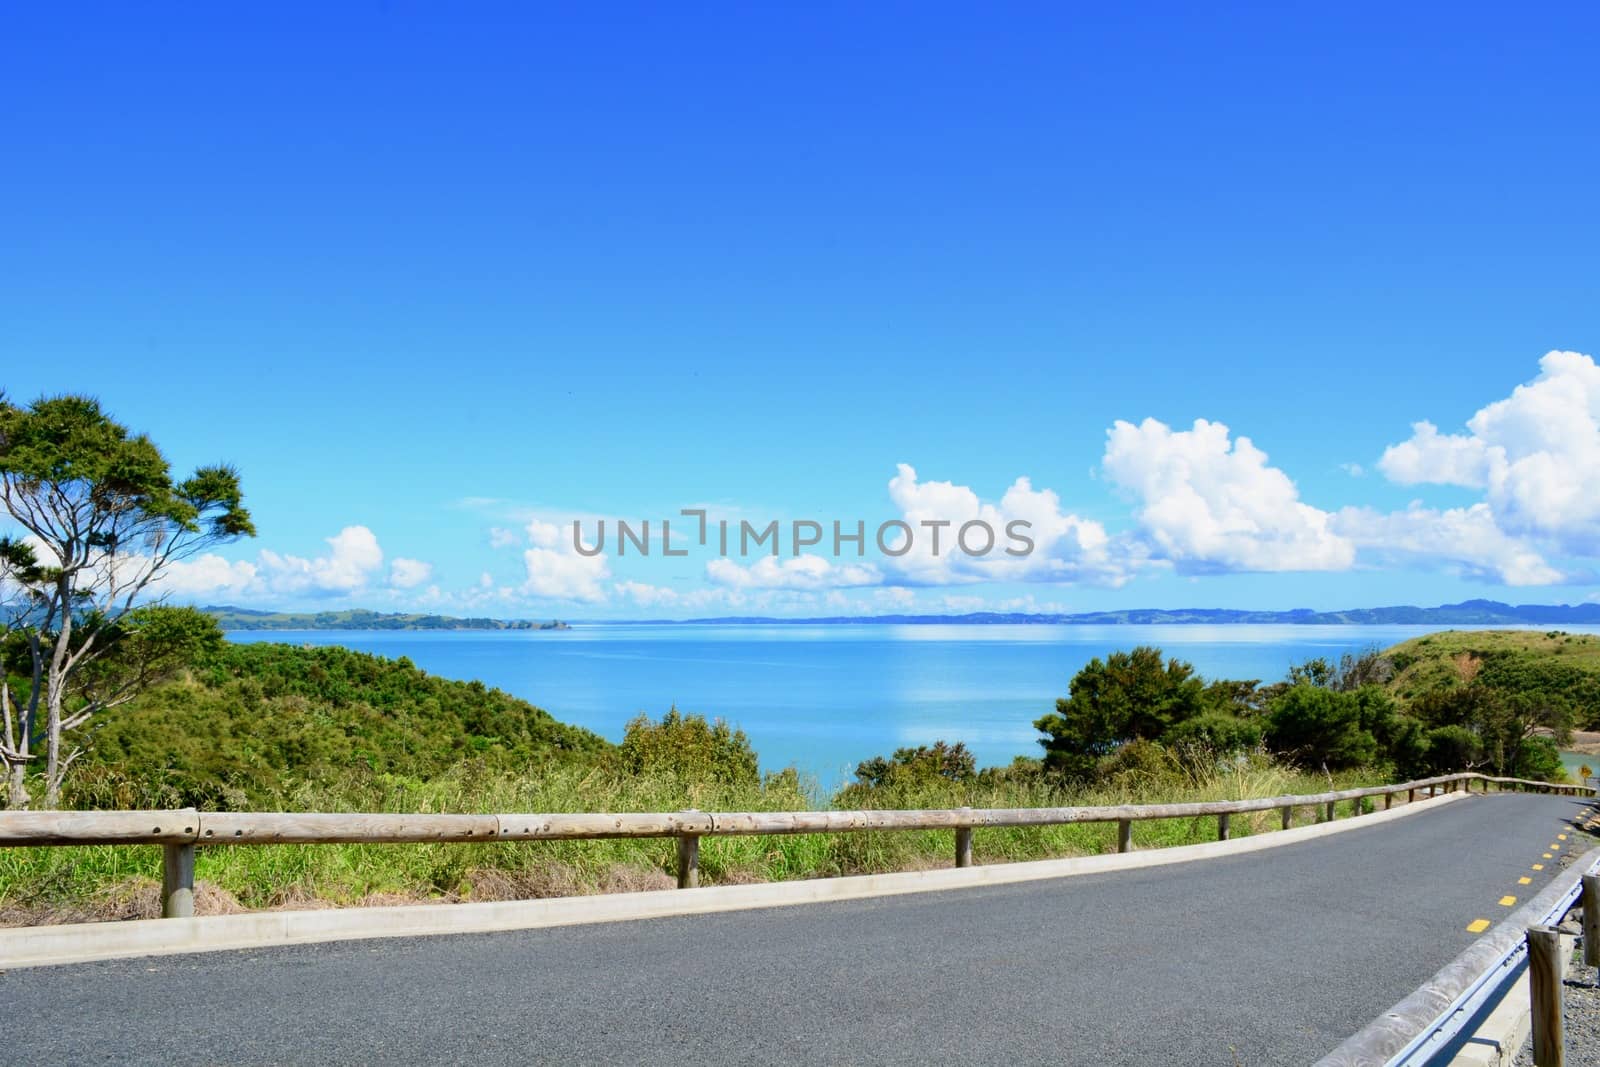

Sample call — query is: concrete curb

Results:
[0,791,1469,970]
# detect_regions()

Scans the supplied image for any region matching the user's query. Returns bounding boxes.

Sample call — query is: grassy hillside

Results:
[1383,629,1600,725]
[69,642,610,809]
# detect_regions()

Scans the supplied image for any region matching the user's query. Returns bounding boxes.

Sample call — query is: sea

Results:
[226,623,1600,787]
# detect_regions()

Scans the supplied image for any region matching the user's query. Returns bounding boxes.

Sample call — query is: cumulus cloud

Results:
[1334,503,1563,586]
[156,554,259,598]
[883,464,1128,587]
[389,558,433,589]
[705,555,881,591]
[1102,418,1355,573]
[1378,351,1600,553]
[256,525,386,596]
[142,525,439,601]
[520,519,610,603]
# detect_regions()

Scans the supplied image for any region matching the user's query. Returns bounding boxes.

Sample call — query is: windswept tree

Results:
[1034,647,1207,778]
[0,394,253,808]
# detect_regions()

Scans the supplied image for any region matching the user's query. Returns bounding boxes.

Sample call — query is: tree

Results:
[0,394,253,807]
[1264,684,1377,770]
[1034,647,1206,778]
[1407,684,1572,778]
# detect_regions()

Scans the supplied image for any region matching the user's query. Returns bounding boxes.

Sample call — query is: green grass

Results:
[1384,629,1600,705]
[0,757,1384,923]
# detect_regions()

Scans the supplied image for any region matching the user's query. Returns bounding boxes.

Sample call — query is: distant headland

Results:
[203,599,1600,630]
[204,606,570,631]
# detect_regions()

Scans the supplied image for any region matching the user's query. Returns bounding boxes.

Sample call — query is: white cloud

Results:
[1377,421,1491,488]
[256,525,386,597]
[1102,418,1355,573]
[883,464,1128,586]
[156,554,259,598]
[705,554,881,591]
[488,527,520,549]
[1378,351,1600,552]
[389,558,433,589]
[875,586,916,609]
[1335,502,1564,586]
[520,519,610,603]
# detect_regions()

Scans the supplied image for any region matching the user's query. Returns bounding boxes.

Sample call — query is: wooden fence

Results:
[0,771,1587,919]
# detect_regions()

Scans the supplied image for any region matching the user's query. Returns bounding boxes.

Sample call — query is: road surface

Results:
[2,793,1594,1066]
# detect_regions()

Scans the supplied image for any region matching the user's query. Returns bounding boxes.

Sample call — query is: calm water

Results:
[227,624,1600,786]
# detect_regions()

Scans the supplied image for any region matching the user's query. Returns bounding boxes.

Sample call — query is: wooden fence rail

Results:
[0,771,1587,919]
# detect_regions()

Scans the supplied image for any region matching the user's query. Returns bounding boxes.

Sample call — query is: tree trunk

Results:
[42,580,72,810]
[7,764,27,810]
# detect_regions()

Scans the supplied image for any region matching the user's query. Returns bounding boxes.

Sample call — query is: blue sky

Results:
[5,3,1599,617]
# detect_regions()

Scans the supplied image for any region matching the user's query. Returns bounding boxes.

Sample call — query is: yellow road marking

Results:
[1550,843,1561,850]
[1467,919,1491,933]
[1558,834,1568,840]
[1543,853,1554,859]
[1533,864,1545,870]
[1519,877,1532,885]
[1499,896,1517,906]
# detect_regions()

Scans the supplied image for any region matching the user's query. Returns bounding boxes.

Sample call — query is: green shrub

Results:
[615,707,759,790]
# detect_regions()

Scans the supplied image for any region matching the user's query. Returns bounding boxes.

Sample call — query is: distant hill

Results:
[674,600,1600,626]
[1380,629,1600,720]
[204,606,570,631]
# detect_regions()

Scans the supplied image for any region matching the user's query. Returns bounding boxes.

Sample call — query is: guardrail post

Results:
[1584,874,1600,969]
[161,843,195,918]
[1385,791,1393,809]
[1217,813,1230,841]
[955,807,973,868]
[1324,801,1336,822]
[1280,806,1291,830]
[1117,818,1132,853]
[1408,787,1416,804]
[1528,924,1565,1066]
[676,833,700,889]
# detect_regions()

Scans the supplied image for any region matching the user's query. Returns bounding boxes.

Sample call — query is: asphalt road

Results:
[3,794,1594,1066]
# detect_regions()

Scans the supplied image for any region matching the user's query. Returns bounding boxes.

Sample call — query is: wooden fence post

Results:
[955,808,973,868]
[1528,924,1565,1067]
[1408,788,1416,804]
[1279,806,1292,830]
[1217,813,1230,841]
[162,843,195,918]
[1325,801,1336,822]
[1117,818,1132,853]
[676,833,700,888]
[1584,874,1600,969]
[1385,791,1393,810]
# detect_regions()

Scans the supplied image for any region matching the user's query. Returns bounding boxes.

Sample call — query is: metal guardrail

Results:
[1316,845,1600,1067]
[0,771,1587,920]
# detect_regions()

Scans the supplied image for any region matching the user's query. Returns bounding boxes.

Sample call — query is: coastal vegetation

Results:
[0,393,253,809]
[0,626,1591,923]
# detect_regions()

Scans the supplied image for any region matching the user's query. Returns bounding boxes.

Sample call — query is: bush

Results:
[1163,713,1263,754]
[1515,736,1565,782]
[1094,739,1183,789]
[1264,684,1377,770]
[1421,725,1482,774]
[853,741,976,790]
[615,707,759,789]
